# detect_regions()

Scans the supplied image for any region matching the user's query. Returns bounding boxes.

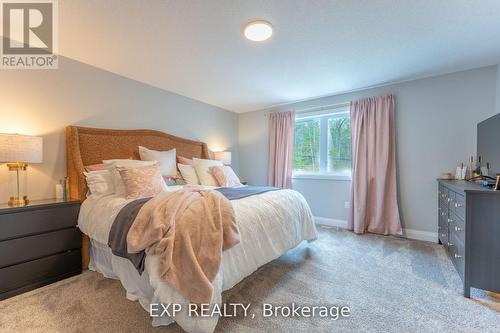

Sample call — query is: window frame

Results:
[292,106,352,181]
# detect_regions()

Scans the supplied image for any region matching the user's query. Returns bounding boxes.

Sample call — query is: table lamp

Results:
[0,134,43,206]
[214,151,231,165]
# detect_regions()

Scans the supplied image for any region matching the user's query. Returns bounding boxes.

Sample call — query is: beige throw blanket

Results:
[127,188,240,303]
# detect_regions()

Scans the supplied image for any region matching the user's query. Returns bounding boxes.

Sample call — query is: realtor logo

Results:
[1,0,58,69]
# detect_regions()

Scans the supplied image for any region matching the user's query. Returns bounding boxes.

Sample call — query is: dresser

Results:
[0,199,82,300]
[438,180,500,297]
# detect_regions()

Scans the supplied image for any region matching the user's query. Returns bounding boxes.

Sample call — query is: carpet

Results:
[1,226,498,333]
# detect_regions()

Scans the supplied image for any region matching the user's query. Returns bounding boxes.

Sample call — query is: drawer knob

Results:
[441,212,447,216]
[447,242,454,247]
[454,203,463,208]
[447,198,453,202]
[454,226,464,232]
[441,194,446,198]
[447,218,453,223]
[454,254,462,259]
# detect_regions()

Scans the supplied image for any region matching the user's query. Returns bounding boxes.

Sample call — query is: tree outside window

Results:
[327,116,351,174]
[293,119,320,173]
[293,110,351,176]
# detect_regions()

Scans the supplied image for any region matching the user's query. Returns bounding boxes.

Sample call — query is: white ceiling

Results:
[57,0,500,113]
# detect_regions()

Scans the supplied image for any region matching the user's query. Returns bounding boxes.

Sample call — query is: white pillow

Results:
[138,146,177,177]
[103,159,156,196]
[192,158,223,186]
[84,170,114,197]
[209,165,243,187]
[178,163,200,185]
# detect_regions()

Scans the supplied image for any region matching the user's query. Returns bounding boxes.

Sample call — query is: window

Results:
[293,107,352,178]
[293,118,320,173]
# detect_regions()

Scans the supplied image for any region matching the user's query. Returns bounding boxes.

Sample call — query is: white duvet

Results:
[78,185,317,333]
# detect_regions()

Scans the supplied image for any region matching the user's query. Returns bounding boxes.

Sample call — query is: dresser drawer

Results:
[438,198,449,222]
[438,197,448,212]
[449,233,465,280]
[0,228,81,268]
[0,249,81,298]
[449,212,465,246]
[441,199,452,212]
[453,193,465,219]
[0,204,79,241]
[438,225,448,247]
[446,190,455,207]
[438,185,448,202]
[438,214,448,247]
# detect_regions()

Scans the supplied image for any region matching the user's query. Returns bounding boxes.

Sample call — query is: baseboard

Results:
[402,229,438,243]
[314,216,348,228]
[314,216,438,243]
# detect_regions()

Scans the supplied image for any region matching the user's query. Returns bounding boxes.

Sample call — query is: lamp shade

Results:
[0,134,43,163]
[214,151,231,165]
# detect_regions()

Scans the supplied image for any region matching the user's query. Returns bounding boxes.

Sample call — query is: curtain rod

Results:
[264,101,350,116]
[295,101,350,114]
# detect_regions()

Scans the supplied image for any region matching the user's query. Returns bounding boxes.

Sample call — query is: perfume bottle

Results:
[475,156,482,176]
[467,155,474,179]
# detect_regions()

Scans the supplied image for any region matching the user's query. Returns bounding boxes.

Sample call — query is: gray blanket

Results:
[107,185,280,274]
[107,197,151,273]
[215,185,279,199]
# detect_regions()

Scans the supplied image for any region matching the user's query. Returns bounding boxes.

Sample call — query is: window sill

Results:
[292,173,352,181]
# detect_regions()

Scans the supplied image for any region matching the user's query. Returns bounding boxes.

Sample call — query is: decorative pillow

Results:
[84,164,106,172]
[138,146,177,177]
[163,176,187,186]
[103,159,156,196]
[192,158,223,186]
[178,163,200,185]
[84,170,114,197]
[117,163,167,199]
[177,155,193,165]
[209,166,242,187]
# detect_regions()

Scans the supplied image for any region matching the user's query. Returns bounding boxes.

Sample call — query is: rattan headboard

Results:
[66,126,210,202]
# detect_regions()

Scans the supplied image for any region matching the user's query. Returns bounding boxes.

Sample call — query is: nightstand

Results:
[0,199,82,300]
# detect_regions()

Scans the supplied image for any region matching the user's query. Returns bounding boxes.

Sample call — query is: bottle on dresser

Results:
[467,155,475,180]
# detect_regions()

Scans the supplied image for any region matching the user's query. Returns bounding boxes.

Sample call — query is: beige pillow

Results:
[138,146,177,177]
[192,158,223,186]
[209,166,242,187]
[178,163,200,185]
[84,164,106,172]
[83,170,115,197]
[177,155,193,165]
[103,159,156,196]
[116,163,167,199]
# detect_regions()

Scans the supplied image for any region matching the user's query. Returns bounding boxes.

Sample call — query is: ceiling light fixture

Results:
[243,20,273,42]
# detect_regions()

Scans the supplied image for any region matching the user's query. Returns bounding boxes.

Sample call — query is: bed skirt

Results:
[88,240,175,327]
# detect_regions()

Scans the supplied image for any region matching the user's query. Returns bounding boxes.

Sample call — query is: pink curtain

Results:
[268,111,296,188]
[348,94,402,235]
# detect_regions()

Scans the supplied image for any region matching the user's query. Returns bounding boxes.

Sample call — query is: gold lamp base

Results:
[7,162,28,171]
[6,162,30,207]
[8,196,29,207]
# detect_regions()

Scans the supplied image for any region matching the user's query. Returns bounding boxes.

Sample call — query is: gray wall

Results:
[0,56,239,201]
[292,179,351,222]
[497,65,500,113]
[239,66,498,233]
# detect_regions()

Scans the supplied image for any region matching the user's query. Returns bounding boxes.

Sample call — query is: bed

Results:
[66,126,317,333]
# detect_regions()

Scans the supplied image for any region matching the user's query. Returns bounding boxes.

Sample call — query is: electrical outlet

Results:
[344,201,350,209]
